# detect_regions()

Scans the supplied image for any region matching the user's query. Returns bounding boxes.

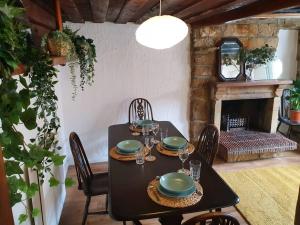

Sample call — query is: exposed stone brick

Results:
[191,87,210,100]
[224,24,258,37]
[194,26,223,38]
[190,78,211,89]
[193,65,214,77]
[247,38,266,49]
[190,99,210,121]
[194,52,216,65]
[193,38,215,48]
[258,24,279,37]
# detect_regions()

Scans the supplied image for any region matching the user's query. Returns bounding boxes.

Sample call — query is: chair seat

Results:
[89,172,109,196]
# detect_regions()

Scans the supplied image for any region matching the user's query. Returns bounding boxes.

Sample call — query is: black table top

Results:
[108,121,239,221]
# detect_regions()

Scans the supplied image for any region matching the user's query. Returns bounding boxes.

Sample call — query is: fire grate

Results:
[221,114,249,131]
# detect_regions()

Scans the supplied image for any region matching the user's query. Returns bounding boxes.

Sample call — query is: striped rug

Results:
[219,165,300,225]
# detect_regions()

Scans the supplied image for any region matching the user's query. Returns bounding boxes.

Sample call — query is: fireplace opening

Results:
[221,98,270,132]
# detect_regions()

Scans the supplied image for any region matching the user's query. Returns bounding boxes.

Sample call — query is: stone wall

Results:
[190,20,280,144]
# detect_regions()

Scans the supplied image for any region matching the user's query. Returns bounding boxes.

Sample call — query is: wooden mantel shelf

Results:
[215,80,293,88]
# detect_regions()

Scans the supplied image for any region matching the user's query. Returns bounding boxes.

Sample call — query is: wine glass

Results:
[145,136,156,161]
[131,115,140,136]
[177,148,189,174]
[151,122,160,144]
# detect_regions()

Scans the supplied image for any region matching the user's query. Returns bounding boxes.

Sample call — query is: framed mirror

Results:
[218,38,244,81]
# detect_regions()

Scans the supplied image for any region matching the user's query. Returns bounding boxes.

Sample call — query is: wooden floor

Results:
[59,151,300,225]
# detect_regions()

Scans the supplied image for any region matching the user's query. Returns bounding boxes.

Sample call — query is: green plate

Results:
[159,172,195,195]
[163,136,187,149]
[116,140,142,153]
[137,119,153,127]
[158,184,195,198]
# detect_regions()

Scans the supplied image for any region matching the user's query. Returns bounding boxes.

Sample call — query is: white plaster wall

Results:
[253,29,298,80]
[57,22,191,163]
[276,29,298,80]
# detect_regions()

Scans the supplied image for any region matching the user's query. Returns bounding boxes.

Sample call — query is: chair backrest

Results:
[182,212,240,225]
[128,98,154,123]
[280,89,290,119]
[196,124,220,166]
[69,132,93,194]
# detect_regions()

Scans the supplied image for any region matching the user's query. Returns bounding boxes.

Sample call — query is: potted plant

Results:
[241,44,275,80]
[287,80,300,122]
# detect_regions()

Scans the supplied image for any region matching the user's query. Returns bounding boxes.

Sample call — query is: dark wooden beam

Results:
[186,0,258,23]
[22,0,56,30]
[190,0,300,26]
[116,0,150,23]
[136,0,199,23]
[89,0,109,22]
[74,0,93,21]
[174,0,236,20]
[106,0,128,22]
[60,0,84,23]
[129,0,159,22]
[0,149,14,225]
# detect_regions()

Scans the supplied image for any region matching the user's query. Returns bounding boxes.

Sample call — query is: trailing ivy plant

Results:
[64,27,97,98]
[0,1,74,224]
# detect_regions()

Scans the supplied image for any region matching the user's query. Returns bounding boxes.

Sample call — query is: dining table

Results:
[108,121,239,225]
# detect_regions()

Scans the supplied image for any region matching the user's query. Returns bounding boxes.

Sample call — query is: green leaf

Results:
[19,89,30,108]
[32,208,40,217]
[65,177,75,187]
[49,176,59,187]
[20,108,37,130]
[5,160,23,176]
[19,76,28,88]
[27,183,39,198]
[18,214,28,224]
[51,154,65,166]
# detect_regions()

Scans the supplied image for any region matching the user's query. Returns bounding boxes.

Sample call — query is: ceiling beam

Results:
[190,0,300,26]
[174,0,236,20]
[74,0,93,21]
[129,0,159,22]
[116,0,151,23]
[106,0,127,22]
[22,0,56,30]
[60,0,84,23]
[186,0,258,23]
[89,0,109,22]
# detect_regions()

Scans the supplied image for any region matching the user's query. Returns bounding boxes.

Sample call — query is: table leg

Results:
[159,214,183,225]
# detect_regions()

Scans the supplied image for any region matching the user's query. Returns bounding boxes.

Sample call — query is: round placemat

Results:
[109,147,149,161]
[156,143,195,157]
[147,179,203,208]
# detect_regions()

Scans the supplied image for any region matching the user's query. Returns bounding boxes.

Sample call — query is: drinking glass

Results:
[135,147,145,165]
[142,126,150,136]
[152,122,160,144]
[131,115,140,136]
[145,136,156,161]
[160,128,168,142]
[177,148,189,174]
[189,160,201,182]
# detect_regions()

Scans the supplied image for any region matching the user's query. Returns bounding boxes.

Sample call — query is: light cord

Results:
[159,0,162,16]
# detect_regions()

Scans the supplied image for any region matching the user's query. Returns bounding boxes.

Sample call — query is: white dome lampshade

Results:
[135,15,188,50]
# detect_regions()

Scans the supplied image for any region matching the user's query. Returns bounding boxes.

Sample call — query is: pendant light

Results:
[135,0,188,50]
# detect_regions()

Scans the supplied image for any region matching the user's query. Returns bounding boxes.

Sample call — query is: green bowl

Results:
[158,184,195,198]
[159,172,195,195]
[163,136,187,149]
[116,140,142,153]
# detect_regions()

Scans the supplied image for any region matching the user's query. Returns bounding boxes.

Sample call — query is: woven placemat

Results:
[129,124,143,133]
[156,143,195,157]
[147,179,203,208]
[109,147,149,161]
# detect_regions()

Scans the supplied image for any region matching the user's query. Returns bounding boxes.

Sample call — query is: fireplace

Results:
[211,80,297,162]
[221,98,270,132]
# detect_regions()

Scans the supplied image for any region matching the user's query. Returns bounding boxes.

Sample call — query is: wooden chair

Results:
[182,212,240,225]
[196,124,220,166]
[128,98,154,123]
[277,89,300,138]
[69,132,108,225]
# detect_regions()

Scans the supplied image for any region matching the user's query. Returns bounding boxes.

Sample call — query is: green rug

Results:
[219,165,300,225]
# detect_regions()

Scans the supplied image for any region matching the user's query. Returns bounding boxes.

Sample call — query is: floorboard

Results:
[59,151,300,225]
